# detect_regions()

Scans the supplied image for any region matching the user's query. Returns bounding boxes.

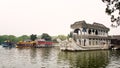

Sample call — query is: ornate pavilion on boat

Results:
[58,20,111,51]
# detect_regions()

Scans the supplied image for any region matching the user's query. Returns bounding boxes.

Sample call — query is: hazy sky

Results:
[0,0,120,36]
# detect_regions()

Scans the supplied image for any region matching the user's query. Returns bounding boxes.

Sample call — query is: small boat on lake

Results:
[16,41,36,48]
[16,39,53,48]
[35,40,53,48]
[1,40,15,47]
[35,39,53,48]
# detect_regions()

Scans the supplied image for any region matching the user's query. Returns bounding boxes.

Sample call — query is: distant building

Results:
[110,35,120,45]
[110,35,120,49]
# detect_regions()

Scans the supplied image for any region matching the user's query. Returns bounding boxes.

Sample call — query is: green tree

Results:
[57,35,67,41]
[0,35,17,44]
[68,32,73,38]
[0,35,9,44]
[17,35,30,41]
[41,33,52,41]
[8,35,17,42]
[102,0,120,27]
[51,36,58,43]
[30,34,37,41]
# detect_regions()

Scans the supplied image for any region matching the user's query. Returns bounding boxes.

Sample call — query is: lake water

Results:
[0,46,120,68]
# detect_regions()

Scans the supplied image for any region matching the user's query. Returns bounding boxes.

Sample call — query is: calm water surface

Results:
[0,46,120,68]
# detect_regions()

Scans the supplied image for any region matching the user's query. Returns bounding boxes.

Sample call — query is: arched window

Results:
[82,28,86,32]
[89,38,91,45]
[92,29,94,33]
[88,29,91,34]
[74,29,80,34]
[84,39,86,46]
[95,30,98,35]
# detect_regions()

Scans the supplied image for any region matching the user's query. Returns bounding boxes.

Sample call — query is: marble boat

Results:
[57,20,111,51]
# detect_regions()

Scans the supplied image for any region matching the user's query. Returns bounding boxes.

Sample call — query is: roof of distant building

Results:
[110,35,120,40]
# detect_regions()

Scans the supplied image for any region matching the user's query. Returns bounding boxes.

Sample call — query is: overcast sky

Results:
[0,0,120,36]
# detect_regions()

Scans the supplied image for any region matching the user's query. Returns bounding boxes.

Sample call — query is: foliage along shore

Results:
[0,33,71,45]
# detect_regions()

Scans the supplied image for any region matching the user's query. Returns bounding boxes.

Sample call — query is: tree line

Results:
[0,33,69,44]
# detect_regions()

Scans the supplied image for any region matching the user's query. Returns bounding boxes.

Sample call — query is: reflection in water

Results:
[0,46,120,68]
[40,48,52,60]
[30,48,37,64]
[58,50,109,68]
[106,50,120,68]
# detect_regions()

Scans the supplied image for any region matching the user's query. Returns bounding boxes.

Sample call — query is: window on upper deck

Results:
[82,28,86,32]
[95,30,98,35]
[88,29,91,34]
[74,29,80,34]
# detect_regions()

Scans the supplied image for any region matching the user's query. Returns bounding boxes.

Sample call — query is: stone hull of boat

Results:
[58,38,109,51]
